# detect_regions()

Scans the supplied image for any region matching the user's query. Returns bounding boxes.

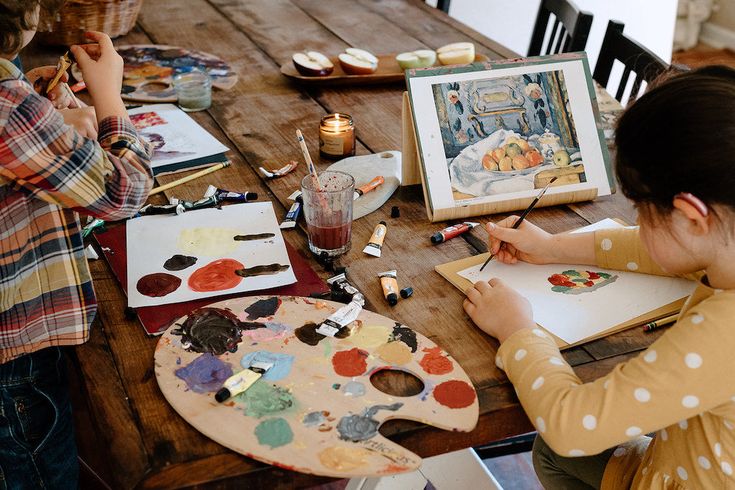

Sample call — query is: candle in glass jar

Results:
[319,113,356,159]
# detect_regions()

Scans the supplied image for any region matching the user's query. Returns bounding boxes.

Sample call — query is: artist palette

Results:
[154,296,478,478]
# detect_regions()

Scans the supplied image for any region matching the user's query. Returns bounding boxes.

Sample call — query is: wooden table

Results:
[23,1,660,488]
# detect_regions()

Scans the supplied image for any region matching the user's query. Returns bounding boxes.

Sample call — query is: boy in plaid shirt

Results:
[0,1,152,486]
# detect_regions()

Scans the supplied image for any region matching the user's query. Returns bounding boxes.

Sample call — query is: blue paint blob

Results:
[240,350,295,381]
[175,353,232,393]
[302,411,327,427]
[342,381,366,397]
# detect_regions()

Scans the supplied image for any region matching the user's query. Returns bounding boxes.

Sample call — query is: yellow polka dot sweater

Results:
[496,227,735,488]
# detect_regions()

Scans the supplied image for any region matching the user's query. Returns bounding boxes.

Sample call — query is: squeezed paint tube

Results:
[379,270,399,306]
[172,195,220,213]
[203,185,258,203]
[139,202,185,216]
[259,160,298,179]
[353,175,385,200]
[287,190,302,201]
[363,221,387,257]
[316,293,365,337]
[430,222,480,244]
[327,272,362,303]
[279,196,302,229]
[81,218,105,238]
[215,360,274,403]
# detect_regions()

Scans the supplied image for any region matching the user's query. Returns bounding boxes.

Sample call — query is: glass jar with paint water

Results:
[173,69,212,112]
[301,170,354,257]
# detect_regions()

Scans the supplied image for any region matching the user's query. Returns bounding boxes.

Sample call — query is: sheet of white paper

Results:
[126,202,296,307]
[458,221,696,344]
[127,104,228,170]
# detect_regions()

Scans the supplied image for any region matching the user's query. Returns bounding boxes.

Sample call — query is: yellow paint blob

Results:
[375,341,413,365]
[318,446,372,471]
[177,228,242,256]
[350,325,391,350]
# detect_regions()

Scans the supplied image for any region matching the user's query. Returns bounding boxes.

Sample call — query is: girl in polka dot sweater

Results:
[463,66,735,489]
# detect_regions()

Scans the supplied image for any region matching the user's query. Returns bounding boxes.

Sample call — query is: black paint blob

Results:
[244,297,282,320]
[171,308,244,355]
[390,323,418,353]
[163,254,198,271]
[235,264,290,277]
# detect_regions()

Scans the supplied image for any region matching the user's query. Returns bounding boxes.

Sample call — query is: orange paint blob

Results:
[419,346,453,375]
[188,258,244,292]
[432,380,476,409]
[332,348,369,377]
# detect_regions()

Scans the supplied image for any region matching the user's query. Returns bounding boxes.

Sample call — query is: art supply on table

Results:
[139,202,184,216]
[391,206,400,218]
[643,314,679,332]
[45,51,72,94]
[479,177,557,271]
[149,161,230,196]
[70,80,86,93]
[128,104,228,176]
[172,69,212,112]
[353,175,384,200]
[327,271,363,304]
[203,185,257,203]
[400,287,414,299]
[431,222,480,244]
[81,218,105,239]
[84,245,99,261]
[363,221,387,258]
[379,270,399,306]
[279,197,302,229]
[259,160,298,179]
[301,171,354,257]
[316,293,365,337]
[155,295,478,478]
[287,190,302,201]
[296,129,323,191]
[214,360,274,402]
[170,195,220,213]
[319,113,356,159]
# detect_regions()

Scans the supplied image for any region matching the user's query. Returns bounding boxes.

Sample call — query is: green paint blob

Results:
[254,417,293,448]
[238,380,294,418]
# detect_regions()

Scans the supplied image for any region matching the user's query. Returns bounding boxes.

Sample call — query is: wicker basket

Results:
[37,0,144,46]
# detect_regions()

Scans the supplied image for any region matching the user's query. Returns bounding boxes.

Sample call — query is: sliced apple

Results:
[395,49,437,70]
[292,51,334,77]
[437,42,475,65]
[338,48,378,75]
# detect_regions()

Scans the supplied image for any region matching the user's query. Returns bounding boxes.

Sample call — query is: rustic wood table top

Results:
[22,1,657,488]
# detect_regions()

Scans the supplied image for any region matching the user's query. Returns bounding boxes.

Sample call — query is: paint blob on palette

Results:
[154,296,479,478]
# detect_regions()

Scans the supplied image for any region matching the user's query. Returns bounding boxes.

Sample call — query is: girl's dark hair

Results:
[0,0,65,55]
[615,65,735,214]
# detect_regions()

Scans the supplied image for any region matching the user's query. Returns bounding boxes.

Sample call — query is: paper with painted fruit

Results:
[458,220,696,344]
[126,202,296,308]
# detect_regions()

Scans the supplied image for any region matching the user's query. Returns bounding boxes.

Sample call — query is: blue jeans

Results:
[0,347,78,489]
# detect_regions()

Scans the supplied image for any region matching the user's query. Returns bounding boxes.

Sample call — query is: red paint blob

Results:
[332,348,368,377]
[419,346,453,375]
[188,259,244,292]
[432,380,476,409]
[136,272,181,297]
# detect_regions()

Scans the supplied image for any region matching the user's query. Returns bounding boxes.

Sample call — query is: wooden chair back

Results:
[528,0,593,56]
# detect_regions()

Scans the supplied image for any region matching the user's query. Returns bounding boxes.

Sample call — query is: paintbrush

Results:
[296,129,322,192]
[149,161,230,196]
[46,51,73,95]
[479,176,558,272]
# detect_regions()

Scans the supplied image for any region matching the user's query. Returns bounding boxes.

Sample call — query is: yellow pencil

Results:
[642,313,679,332]
[148,161,230,196]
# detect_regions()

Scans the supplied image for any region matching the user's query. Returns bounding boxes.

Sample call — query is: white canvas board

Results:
[458,221,696,344]
[126,202,296,308]
[408,57,611,214]
[127,104,229,171]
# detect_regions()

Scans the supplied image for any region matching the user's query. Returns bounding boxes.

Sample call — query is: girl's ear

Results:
[673,193,710,235]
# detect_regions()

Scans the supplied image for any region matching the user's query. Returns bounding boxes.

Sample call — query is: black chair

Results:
[593,20,669,105]
[528,0,593,56]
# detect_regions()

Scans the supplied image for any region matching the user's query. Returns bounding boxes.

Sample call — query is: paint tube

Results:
[430,222,480,244]
[203,185,258,203]
[173,195,220,213]
[327,272,362,303]
[81,218,105,238]
[353,175,385,200]
[139,202,185,216]
[363,221,387,257]
[287,190,302,201]
[279,196,302,229]
[259,160,298,179]
[378,270,399,306]
[215,360,273,403]
[316,293,365,337]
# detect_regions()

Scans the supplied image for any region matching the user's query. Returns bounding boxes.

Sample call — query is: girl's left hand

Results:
[26,66,77,109]
[463,278,535,343]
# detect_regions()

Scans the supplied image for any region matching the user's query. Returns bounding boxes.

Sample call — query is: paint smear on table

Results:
[332,348,369,377]
[390,323,418,353]
[419,347,454,375]
[163,254,198,271]
[177,227,243,256]
[240,351,294,381]
[174,353,232,393]
[349,325,391,350]
[319,446,373,471]
[254,417,293,448]
[172,307,243,355]
[188,258,244,292]
[136,272,181,297]
[244,297,281,319]
[375,342,412,365]
[235,263,290,278]
[239,380,295,418]
[336,403,403,442]
[432,380,476,409]
[233,233,276,241]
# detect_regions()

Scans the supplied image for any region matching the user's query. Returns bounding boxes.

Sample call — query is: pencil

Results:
[479,176,558,272]
[148,161,230,196]
[643,313,679,332]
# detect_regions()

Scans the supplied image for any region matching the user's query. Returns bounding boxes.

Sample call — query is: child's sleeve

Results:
[594,227,669,276]
[0,84,153,220]
[496,292,735,456]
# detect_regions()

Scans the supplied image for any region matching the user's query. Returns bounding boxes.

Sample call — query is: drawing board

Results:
[126,202,296,308]
[154,296,478,478]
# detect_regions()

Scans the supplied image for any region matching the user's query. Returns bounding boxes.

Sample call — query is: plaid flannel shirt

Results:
[0,58,153,364]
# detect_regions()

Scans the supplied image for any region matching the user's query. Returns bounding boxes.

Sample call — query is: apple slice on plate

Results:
[338,48,379,75]
[292,51,334,77]
[395,49,437,70]
[437,42,475,65]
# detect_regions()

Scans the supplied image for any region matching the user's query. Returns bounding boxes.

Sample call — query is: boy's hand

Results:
[27,66,76,109]
[463,278,535,343]
[60,107,98,139]
[70,31,124,103]
[487,216,556,264]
